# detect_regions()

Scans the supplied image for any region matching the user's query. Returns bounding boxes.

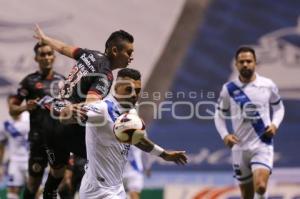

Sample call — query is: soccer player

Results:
[81,68,187,199]
[33,25,134,199]
[123,146,146,199]
[0,96,30,199]
[8,43,65,199]
[214,46,285,199]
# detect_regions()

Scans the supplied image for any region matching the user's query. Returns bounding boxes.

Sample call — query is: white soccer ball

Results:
[113,111,146,144]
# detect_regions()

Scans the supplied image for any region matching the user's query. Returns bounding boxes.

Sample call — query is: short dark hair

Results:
[33,42,52,55]
[105,30,134,51]
[235,46,256,60]
[117,68,141,80]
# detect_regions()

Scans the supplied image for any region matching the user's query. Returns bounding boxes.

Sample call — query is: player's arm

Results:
[34,24,77,59]
[135,137,187,165]
[8,97,39,117]
[214,85,239,148]
[0,130,6,180]
[0,142,5,166]
[9,77,39,116]
[59,92,104,124]
[265,83,285,137]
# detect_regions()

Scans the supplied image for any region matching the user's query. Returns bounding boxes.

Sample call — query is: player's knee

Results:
[50,165,66,178]
[255,181,267,195]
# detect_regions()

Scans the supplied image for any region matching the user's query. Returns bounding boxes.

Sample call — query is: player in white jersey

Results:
[123,146,145,199]
[80,68,187,199]
[214,47,285,199]
[0,96,30,199]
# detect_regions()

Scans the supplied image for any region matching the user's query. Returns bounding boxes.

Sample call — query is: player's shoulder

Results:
[18,71,40,85]
[52,71,65,80]
[256,75,277,88]
[22,71,40,80]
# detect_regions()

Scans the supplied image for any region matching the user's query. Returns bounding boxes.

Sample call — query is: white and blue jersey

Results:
[83,95,131,188]
[0,112,29,162]
[216,74,284,149]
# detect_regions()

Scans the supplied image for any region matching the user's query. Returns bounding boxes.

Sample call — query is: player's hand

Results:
[34,24,47,43]
[26,98,39,111]
[160,150,188,165]
[144,168,152,178]
[264,124,277,138]
[60,104,88,123]
[223,134,239,148]
[0,165,4,181]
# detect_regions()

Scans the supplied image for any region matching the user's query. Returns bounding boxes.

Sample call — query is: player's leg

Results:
[23,134,47,199]
[239,181,254,199]
[250,146,273,199]
[70,155,87,196]
[252,168,270,199]
[123,172,144,199]
[6,161,22,199]
[43,118,70,199]
[232,148,254,199]
[43,166,67,199]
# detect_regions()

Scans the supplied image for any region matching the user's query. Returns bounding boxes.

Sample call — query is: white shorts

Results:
[7,160,28,187]
[231,145,273,184]
[79,173,127,199]
[123,170,144,193]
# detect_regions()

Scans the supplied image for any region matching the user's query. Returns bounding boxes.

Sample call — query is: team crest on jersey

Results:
[233,90,240,96]
[35,82,44,89]
[32,163,42,173]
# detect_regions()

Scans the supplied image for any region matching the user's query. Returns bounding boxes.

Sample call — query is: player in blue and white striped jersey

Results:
[214,47,285,199]
[81,68,187,199]
[0,96,30,199]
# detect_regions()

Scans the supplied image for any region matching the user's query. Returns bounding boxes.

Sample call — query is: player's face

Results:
[35,45,55,72]
[115,77,141,108]
[235,51,256,79]
[113,41,134,68]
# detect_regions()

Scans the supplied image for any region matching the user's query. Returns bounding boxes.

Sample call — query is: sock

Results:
[254,192,267,199]
[43,173,63,199]
[7,192,19,199]
[23,186,36,199]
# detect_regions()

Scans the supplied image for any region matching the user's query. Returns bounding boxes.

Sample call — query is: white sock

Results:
[7,192,19,199]
[254,192,268,199]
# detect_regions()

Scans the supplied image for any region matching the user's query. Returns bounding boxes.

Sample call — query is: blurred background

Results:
[0,0,300,198]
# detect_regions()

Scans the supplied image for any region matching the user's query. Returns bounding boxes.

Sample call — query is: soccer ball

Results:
[113,111,146,144]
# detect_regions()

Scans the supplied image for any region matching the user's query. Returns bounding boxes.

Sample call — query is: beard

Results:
[240,68,254,79]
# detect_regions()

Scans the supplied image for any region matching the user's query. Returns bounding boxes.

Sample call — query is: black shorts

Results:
[28,129,48,177]
[42,114,86,167]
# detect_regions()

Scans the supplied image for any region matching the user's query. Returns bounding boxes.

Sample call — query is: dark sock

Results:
[23,186,36,199]
[43,173,63,199]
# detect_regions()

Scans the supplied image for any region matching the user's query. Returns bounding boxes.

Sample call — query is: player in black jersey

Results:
[8,42,65,199]
[33,25,134,199]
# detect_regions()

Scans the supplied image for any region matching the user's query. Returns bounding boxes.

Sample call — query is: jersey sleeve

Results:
[14,77,30,103]
[72,48,85,60]
[217,84,230,112]
[214,85,231,139]
[85,102,107,124]
[269,82,281,105]
[0,122,8,142]
[88,74,112,99]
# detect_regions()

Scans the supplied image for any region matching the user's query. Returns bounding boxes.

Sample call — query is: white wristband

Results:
[149,144,164,156]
